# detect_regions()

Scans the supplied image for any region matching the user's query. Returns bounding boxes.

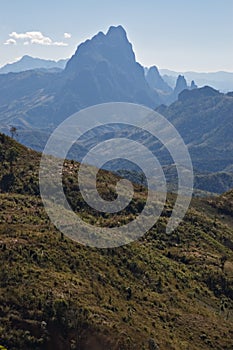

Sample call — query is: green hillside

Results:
[0,134,233,350]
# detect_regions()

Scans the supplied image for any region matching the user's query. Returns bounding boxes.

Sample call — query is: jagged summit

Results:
[0,25,162,137]
[65,25,135,75]
[190,80,197,90]
[174,75,188,95]
[106,25,127,38]
[63,25,161,108]
[145,66,172,93]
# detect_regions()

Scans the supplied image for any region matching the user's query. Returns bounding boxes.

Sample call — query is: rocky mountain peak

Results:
[190,80,197,90]
[65,25,135,76]
[106,25,127,39]
[145,66,173,93]
[174,75,188,95]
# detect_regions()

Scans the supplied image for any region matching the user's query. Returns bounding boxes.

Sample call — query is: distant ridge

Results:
[156,86,233,175]
[0,55,68,74]
[160,68,233,92]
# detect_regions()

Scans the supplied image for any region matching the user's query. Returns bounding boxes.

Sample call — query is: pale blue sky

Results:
[1,0,232,71]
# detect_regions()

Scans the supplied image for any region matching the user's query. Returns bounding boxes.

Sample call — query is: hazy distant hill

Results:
[76,85,233,193]
[0,55,68,74]
[145,67,197,104]
[160,68,233,92]
[156,86,233,173]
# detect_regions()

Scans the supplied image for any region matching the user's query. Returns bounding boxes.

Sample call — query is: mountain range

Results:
[2,57,233,93]
[160,69,233,93]
[0,25,233,194]
[0,26,162,131]
[157,87,233,173]
[0,25,233,350]
[145,67,197,104]
[0,55,68,74]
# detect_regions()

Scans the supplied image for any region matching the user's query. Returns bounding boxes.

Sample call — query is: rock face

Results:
[65,26,136,76]
[171,75,198,100]
[63,25,162,109]
[190,80,198,90]
[144,69,198,104]
[145,66,172,93]
[174,75,188,96]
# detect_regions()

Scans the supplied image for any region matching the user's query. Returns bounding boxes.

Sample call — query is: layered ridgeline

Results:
[157,87,233,173]
[160,69,233,93]
[0,25,233,194]
[67,86,233,195]
[0,134,233,350]
[0,55,68,74]
[145,67,197,104]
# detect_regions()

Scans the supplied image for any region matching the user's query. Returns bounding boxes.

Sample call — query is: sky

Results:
[0,0,233,72]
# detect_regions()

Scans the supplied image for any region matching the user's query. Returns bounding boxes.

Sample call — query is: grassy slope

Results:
[0,133,233,350]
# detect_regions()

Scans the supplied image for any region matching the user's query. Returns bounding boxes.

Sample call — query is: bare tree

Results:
[10,126,17,139]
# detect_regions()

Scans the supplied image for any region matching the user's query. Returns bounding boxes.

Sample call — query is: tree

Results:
[10,126,17,139]
[6,147,19,170]
[0,173,15,192]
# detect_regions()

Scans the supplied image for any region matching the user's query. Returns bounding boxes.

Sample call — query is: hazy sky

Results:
[1,0,232,72]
